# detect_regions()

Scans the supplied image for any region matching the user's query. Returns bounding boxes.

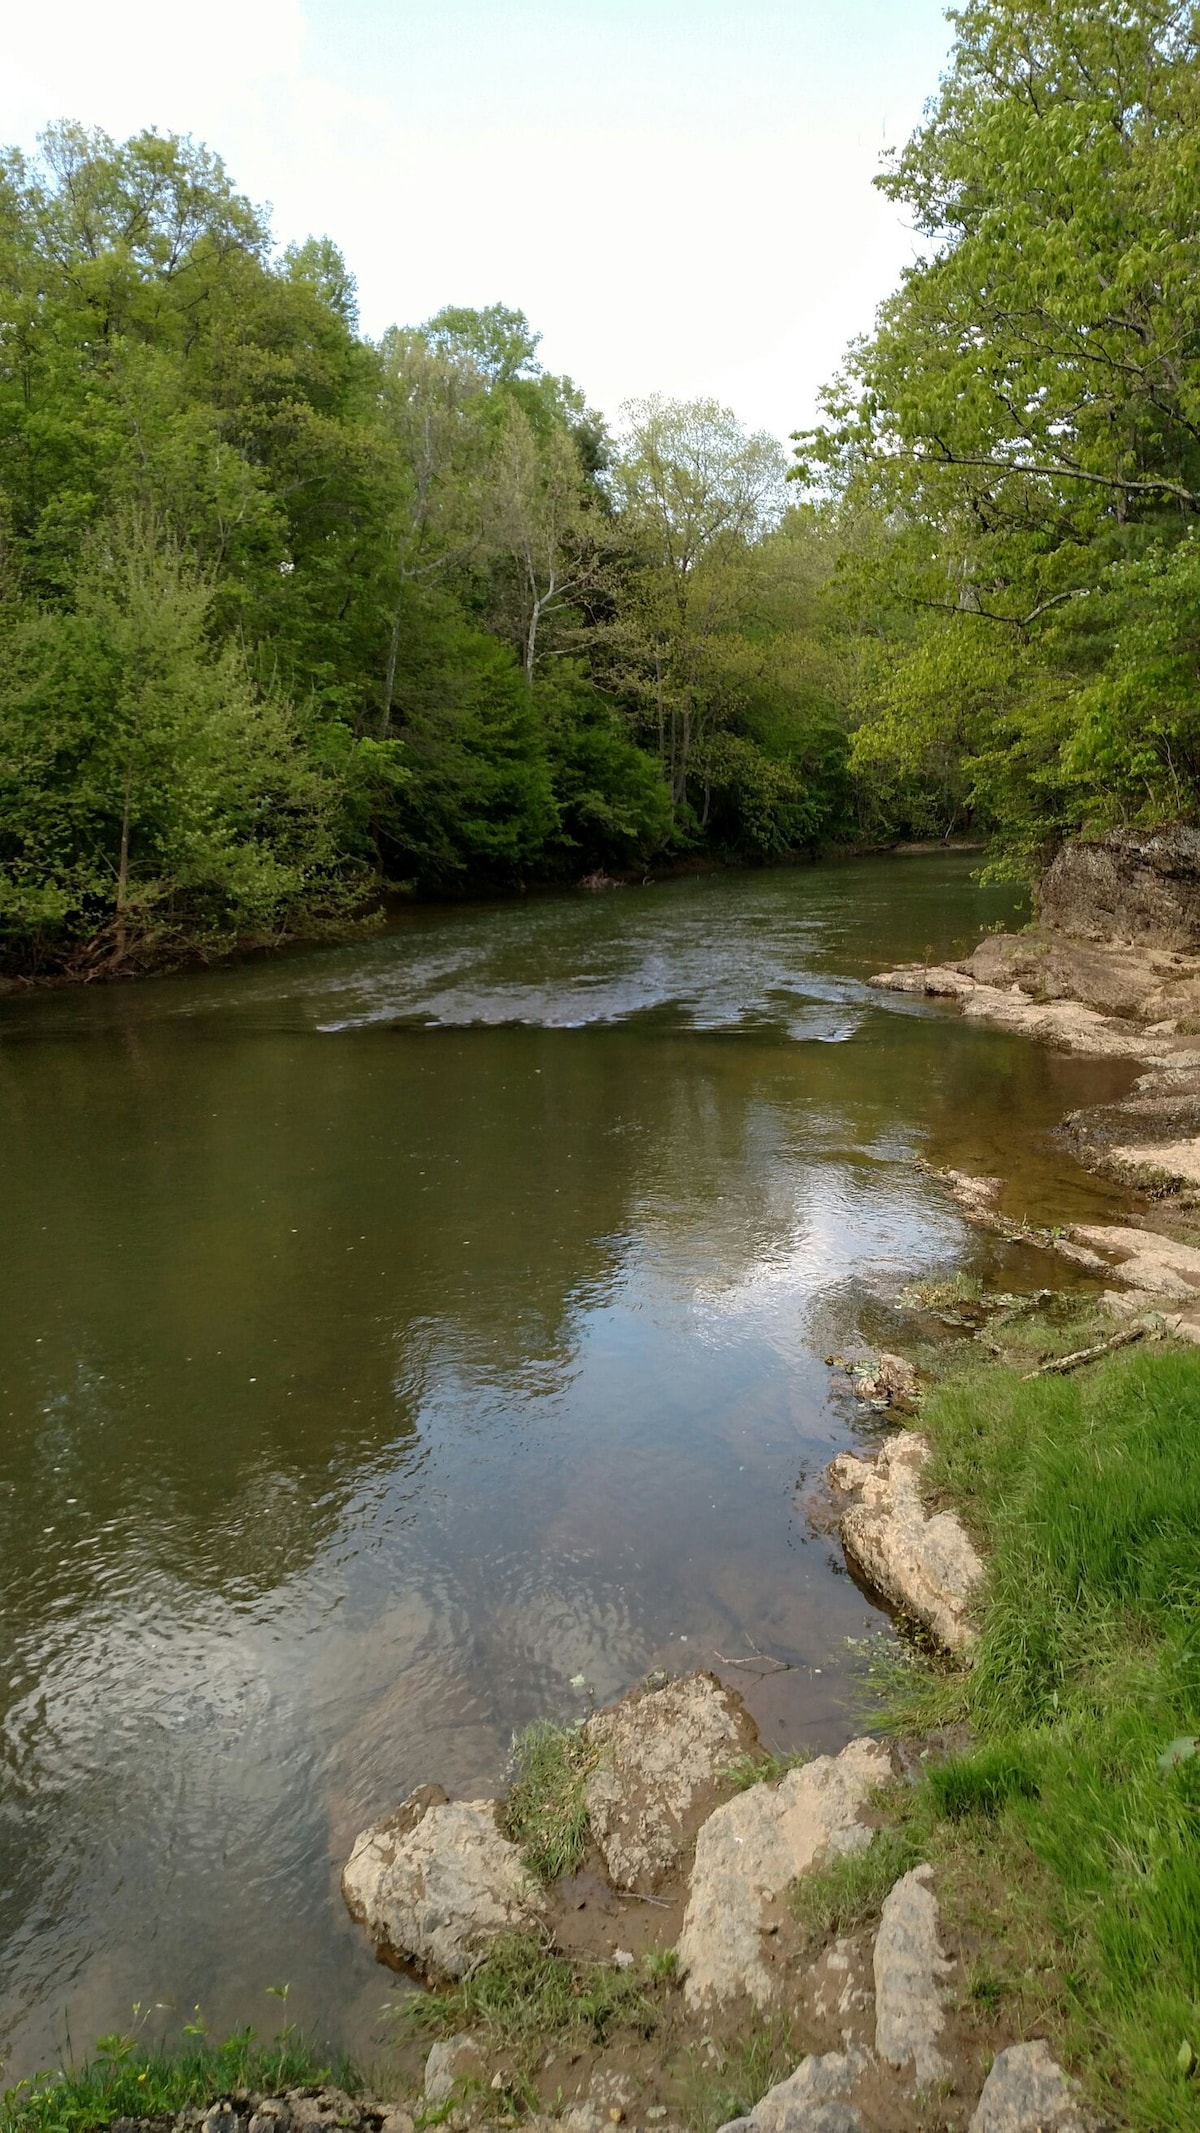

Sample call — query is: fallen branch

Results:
[713,1637,796,1675]
[1022,1326,1145,1379]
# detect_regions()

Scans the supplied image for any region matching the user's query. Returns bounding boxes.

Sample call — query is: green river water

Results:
[0,857,1136,2076]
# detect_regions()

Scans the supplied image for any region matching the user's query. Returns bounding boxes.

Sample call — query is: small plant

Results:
[501,1720,599,1883]
[0,2031,340,2133]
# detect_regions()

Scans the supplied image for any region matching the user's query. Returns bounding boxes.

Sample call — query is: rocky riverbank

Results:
[873,828,1200,1336]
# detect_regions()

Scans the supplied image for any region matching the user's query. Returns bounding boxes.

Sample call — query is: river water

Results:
[0,857,1135,2078]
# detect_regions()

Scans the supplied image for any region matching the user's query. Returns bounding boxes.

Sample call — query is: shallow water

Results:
[0,858,1135,2075]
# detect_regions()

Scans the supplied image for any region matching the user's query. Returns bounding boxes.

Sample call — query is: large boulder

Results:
[872,1865,951,2086]
[829,1434,983,1655]
[677,1739,892,2009]
[1038,827,1200,949]
[342,1785,546,1978]
[583,1672,753,1891]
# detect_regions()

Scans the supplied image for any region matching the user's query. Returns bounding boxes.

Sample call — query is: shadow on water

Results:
[0,859,1138,2074]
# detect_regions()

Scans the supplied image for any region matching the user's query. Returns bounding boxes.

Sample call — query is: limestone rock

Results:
[717,2048,870,2133]
[678,1739,891,2008]
[1038,827,1200,950]
[424,2036,484,2105]
[342,1785,545,1978]
[1070,1222,1200,1301]
[853,1353,921,1409]
[583,1671,751,1891]
[968,2041,1085,2132]
[831,1433,983,1654]
[872,1865,951,2085]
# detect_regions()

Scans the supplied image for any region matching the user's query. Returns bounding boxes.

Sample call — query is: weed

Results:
[501,1722,598,1884]
[925,1746,1039,1821]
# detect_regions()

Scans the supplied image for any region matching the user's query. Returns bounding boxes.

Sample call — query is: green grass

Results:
[0,2032,344,2133]
[873,1346,1200,2130]
[790,1823,923,1943]
[500,1721,599,1884]
[398,1932,664,2057]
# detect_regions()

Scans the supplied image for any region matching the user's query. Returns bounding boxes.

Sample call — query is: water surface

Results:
[0,858,1134,2075]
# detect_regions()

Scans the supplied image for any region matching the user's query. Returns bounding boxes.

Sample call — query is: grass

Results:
[790,1823,924,1945]
[719,1750,808,1793]
[0,2031,344,2133]
[681,2020,799,2133]
[399,1932,666,2058]
[869,1345,1200,2131]
[500,1721,599,1884]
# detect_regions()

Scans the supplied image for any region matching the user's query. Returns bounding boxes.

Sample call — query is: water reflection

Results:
[0,860,1135,2076]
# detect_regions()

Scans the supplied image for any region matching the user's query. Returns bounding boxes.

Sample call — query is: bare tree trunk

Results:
[381,602,403,738]
[115,770,133,965]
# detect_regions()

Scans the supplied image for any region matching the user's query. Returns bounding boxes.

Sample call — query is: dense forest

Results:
[3,0,1200,975]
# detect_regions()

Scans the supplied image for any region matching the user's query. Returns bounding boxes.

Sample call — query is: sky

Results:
[4,0,954,443]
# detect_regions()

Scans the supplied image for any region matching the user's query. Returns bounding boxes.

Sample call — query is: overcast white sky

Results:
[4,0,953,442]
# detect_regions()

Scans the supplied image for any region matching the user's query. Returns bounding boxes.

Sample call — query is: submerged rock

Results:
[583,1671,751,1891]
[342,1785,545,1978]
[829,1433,983,1654]
[968,2041,1085,2132]
[872,1865,951,2086]
[853,1353,921,1409]
[716,2048,870,2133]
[678,1739,891,2008]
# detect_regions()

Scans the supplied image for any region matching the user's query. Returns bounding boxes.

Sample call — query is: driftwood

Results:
[1022,1326,1145,1380]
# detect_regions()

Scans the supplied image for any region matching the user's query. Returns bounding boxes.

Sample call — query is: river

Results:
[0,856,1135,2078]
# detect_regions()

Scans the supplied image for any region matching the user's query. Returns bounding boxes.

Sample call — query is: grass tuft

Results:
[500,1721,598,1884]
[398,1932,662,2057]
[720,1750,808,1793]
[790,1824,924,1943]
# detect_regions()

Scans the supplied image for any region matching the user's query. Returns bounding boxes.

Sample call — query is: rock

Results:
[424,2036,484,2105]
[379,2116,415,2133]
[342,1786,546,1978]
[561,2073,638,2133]
[830,1434,983,1654]
[677,1739,891,2008]
[932,1168,1005,1216]
[1038,827,1200,950]
[872,1865,951,2085]
[1109,1133,1200,1184]
[854,1353,921,1408]
[1070,1222,1200,1301]
[249,2114,289,2133]
[968,2041,1086,2132]
[717,2048,870,2133]
[201,2110,244,2133]
[583,1672,751,1891]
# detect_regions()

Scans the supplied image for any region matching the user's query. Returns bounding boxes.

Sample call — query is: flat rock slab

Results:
[342,1785,545,1978]
[678,1738,891,2009]
[872,1865,951,2086]
[1071,1221,1200,1301]
[830,1434,983,1654]
[583,1671,753,1891]
[968,2042,1085,2132]
[717,2048,870,2133]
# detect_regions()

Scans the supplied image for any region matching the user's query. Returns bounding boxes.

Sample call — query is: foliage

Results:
[800,0,1200,861]
[0,2029,341,2133]
[0,124,853,977]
